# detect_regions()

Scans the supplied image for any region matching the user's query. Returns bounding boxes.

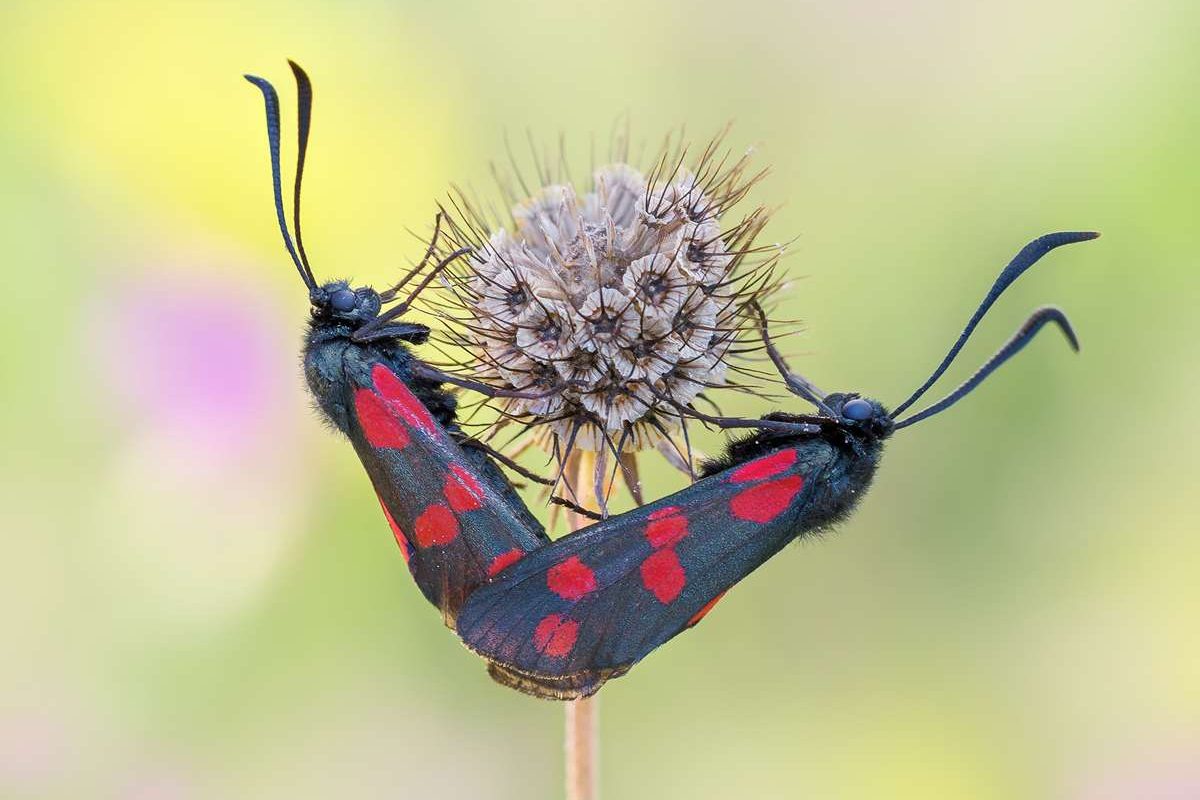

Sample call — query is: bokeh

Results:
[2,1,1197,798]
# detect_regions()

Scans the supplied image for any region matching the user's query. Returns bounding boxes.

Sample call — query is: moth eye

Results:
[330,289,357,312]
[842,398,873,421]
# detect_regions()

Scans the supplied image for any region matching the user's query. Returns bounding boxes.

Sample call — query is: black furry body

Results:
[304,318,456,431]
[701,410,887,536]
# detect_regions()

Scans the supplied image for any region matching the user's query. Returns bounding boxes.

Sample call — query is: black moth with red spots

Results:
[457,426,870,698]
[246,64,551,624]
[455,231,1098,699]
[249,63,1097,700]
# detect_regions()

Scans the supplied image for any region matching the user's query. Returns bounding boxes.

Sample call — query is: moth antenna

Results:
[893,306,1079,430]
[243,68,318,293]
[891,231,1098,417]
[746,300,837,417]
[287,61,315,280]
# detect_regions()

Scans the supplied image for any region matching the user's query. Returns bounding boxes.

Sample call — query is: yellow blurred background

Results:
[2,1,1197,797]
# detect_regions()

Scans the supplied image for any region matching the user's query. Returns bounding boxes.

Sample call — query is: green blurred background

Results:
[2,1,1197,797]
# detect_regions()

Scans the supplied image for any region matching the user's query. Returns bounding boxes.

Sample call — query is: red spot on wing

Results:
[730,475,805,523]
[372,363,436,435]
[487,548,524,577]
[729,448,798,484]
[645,514,688,549]
[376,493,411,564]
[687,591,727,627]
[533,614,579,657]
[640,548,686,604]
[443,464,485,512]
[354,389,411,450]
[547,556,597,601]
[648,506,681,520]
[413,503,459,547]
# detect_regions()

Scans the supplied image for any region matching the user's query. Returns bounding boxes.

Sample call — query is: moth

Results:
[245,63,584,623]
[453,233,1096,697]
[247,63,1096,700]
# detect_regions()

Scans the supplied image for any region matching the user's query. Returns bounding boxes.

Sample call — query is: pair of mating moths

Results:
[246,63,1097,699]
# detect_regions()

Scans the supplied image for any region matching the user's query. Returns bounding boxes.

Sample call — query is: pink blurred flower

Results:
[88,267,292,460]
[81,259,314,626]
[1073,741,1200,800]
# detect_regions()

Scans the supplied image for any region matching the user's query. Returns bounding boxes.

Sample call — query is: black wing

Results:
[349,361,548,624]
[456,442,839,698]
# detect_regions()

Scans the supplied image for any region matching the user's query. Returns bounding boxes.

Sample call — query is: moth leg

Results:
[379,211,444,302]
[460,438,555,485]
[350,322,431,344]
[357,247,474,338]
[638,382,826,435]
[459,438,605,521]
[548,497,604,521]
[746,300,838,417]
[412,362,569,400]
[679,405,822,435]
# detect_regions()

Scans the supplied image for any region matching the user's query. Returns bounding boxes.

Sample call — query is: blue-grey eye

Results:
[330,289,357,312]
[843,398,873,421]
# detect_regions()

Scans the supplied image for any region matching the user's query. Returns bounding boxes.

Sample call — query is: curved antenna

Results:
[244,69,318,292]
[287,60,315,278]
[890,231,1098,418]
[893,306,1078,430]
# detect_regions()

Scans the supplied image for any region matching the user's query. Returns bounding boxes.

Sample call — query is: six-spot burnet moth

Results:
[245,62,575,623]
[454,233,1097,698]
[246,63,1097,700]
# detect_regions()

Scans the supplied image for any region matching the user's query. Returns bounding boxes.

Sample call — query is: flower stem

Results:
[565,695,598,800]
[565,449,600,800]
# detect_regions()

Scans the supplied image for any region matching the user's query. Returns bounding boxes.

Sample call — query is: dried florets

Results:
[424,131,788,504]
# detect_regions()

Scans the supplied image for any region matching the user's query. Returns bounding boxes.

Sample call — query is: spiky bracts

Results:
[423,130,789,504]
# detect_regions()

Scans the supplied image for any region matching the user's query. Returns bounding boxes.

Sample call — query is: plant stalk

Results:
[564,449,600,800]
[565,694,598,800]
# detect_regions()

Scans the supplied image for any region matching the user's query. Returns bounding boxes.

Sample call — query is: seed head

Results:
[426,131,787,498]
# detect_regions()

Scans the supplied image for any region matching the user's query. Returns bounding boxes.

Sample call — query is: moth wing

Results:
[350,361,548,623]
[456,445,828,698]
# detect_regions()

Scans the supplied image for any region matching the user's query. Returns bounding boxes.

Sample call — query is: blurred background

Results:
[2,1,1197,797]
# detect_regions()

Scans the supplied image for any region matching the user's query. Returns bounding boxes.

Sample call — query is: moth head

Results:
[245,61,437,347]
[307,280,374,317]
[304,281,429,343]
[824,393,895,439]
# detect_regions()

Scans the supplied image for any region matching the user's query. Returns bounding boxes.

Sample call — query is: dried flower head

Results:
[423,131,788,508]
